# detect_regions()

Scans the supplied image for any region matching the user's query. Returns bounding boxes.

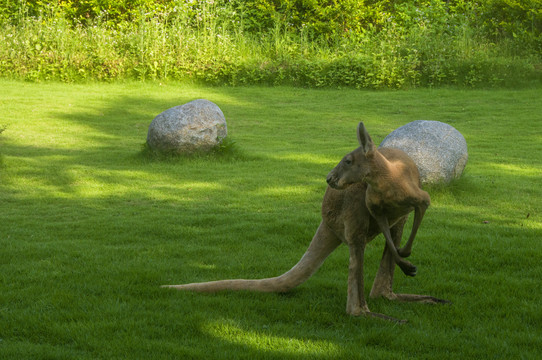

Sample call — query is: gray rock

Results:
[147,99,227,153]
[379,120,468,184]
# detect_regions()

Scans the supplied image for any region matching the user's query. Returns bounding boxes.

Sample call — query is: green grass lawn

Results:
[1,80,541,359]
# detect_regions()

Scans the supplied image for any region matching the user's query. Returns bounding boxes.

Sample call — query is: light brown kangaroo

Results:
[163,122,448,322]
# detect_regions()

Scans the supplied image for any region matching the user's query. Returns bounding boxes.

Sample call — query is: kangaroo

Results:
[163,122,448,322]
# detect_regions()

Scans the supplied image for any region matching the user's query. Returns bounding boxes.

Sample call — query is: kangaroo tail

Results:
[162,222,341,293]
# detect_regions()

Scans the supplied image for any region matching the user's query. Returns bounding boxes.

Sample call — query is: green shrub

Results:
[0,0,540,87]
[477,0,542,50]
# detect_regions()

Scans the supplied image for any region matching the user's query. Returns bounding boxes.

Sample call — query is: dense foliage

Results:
[0,0,541,87]
[3,0,541,44]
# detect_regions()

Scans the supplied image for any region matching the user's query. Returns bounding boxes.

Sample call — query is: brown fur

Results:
[163,122,448,322]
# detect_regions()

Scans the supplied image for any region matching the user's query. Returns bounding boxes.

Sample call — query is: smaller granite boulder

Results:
[379,120,468,184]
[147,99,227,154]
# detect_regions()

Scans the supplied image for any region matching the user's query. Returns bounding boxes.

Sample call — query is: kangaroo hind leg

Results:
[370,217,450,304]
[346,241,407,323]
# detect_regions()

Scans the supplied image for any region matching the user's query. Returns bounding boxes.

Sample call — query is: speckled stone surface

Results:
[147,99,227,153]
[379,120,468,184]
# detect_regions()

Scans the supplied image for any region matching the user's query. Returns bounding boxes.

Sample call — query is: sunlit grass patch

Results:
[202,319,341,357]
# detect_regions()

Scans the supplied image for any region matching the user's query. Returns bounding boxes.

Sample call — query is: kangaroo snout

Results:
[326,173,333,185]
[326,171,340,189]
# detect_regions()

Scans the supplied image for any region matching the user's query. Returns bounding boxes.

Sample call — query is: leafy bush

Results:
[0,0,540,87]
[477,0,542,50]
[5,1,540,45]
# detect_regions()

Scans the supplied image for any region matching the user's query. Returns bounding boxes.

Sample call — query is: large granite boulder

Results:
[147,99,227,154]
[379,120,468,184]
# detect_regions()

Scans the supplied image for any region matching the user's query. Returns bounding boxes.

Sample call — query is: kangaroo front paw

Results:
[397,247,411,258]
[399,261,417,277]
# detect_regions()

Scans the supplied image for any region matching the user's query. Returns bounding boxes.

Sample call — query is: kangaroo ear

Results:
[357,122,375,154]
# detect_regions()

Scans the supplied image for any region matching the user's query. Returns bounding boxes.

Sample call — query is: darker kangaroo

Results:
[163,122,448,322]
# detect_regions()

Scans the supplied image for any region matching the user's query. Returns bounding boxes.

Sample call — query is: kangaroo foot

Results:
[347,306,407,323]
[366,311,408,323]
[394,293,451,304]
[398,261,417,277]
[376,292,451,304]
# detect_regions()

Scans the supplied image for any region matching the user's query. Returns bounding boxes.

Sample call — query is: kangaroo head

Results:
[326,122,377,190]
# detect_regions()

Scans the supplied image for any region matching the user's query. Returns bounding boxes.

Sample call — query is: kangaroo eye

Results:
[345,158,352,165]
